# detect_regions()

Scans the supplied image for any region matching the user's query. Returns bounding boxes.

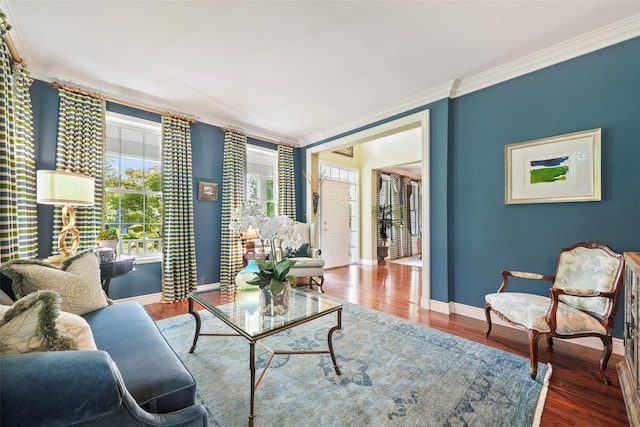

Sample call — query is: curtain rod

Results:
[222,126,298,148]
[50,82,197,124]
[4,32,22,64]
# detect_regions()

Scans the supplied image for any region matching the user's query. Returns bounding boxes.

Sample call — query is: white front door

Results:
[320,179,350,269]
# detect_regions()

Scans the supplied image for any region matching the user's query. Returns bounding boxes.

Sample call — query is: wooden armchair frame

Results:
[485,241,625,384]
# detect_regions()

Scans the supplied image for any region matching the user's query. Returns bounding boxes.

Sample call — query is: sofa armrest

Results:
[0,351,207,427]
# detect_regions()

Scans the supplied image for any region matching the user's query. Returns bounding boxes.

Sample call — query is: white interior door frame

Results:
[306,110,431,307]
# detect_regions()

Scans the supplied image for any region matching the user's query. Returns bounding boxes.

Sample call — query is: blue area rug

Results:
[157,300,550,426]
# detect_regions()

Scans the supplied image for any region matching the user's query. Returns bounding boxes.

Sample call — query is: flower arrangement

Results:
[303,170,327,193]
[230,203,302,296]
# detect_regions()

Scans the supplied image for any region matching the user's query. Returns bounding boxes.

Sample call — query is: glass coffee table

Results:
[188,288,343,427]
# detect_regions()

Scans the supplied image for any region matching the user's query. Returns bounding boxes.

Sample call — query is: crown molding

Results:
[452,14,640,97]
[300,79,458,146]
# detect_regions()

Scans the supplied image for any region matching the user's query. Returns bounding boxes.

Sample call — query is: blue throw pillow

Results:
[290,243,310,258]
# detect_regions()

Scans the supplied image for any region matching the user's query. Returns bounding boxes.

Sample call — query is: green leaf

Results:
[273,259,296,281]
[270,279,284,296]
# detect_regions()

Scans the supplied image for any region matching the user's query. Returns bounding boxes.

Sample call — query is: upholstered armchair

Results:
[484,241,625,384]
[276,222,325,292]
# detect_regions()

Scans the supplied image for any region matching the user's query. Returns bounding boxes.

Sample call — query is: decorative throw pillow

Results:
[0,289,13,306]
[290,243,310,258]
[0,290,77,355]
[55,310,97,351]
[1,250,111,316]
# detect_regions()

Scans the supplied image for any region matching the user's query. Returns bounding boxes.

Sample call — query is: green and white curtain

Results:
[161,116,197,302]
[53,89,105,251]
[220,130,246,295]
[277,145,296,220]
[401,178,412,258]
[389,173,401,260]
[0,15,37,263]
[416,181,422,253]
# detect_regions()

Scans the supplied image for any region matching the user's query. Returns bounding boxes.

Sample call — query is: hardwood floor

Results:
[145,261,629,426]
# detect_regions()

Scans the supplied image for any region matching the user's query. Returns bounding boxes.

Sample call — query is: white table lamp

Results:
[37,170,95,260]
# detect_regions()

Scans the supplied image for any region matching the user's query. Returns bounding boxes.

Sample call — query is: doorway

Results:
[305,110,431,308]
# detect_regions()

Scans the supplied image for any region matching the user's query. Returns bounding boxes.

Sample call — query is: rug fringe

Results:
[532,363,553,427]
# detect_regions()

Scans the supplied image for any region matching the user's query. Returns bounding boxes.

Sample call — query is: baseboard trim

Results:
[429,299,624,356]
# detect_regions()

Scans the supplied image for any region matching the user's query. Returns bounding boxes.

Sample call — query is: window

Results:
[104,113,162,258]
[246,147,277,216]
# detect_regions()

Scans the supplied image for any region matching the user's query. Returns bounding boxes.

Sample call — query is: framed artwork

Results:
[333,146,353,157]
[198,181,218,201]
[505,128,601,204]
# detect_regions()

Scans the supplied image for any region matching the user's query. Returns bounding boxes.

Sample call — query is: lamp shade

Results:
[36,170,94,206]
[242,226,261,240]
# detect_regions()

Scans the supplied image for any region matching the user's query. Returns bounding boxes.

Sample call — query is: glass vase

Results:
[259,281,291,316]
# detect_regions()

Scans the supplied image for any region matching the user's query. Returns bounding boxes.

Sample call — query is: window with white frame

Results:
[104,113,162,258]
[246,147,277,216]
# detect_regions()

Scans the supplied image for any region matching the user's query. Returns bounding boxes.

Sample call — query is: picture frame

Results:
[505,128,601,204]
[333,146,353,157]
[198,181,218,202]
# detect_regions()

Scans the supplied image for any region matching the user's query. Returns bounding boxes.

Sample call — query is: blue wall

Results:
[29,37,639,338]
[30,81,299,299]
[450,36,640,323]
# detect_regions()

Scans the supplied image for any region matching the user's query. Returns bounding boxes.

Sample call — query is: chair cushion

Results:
[485,292,607,335]
[553,246,622,316]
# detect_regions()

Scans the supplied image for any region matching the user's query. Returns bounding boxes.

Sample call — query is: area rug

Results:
[390,255,422,267]
[157,300,551,427]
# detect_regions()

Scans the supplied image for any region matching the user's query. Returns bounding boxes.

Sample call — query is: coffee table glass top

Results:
[189,288,342,339]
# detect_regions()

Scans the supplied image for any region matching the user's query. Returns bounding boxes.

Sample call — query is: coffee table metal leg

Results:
[249,341,256,427]
[188,297,201,353]
[327,308,342,375]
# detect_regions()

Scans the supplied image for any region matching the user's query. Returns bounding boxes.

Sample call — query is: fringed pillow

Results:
[1,250,111,316]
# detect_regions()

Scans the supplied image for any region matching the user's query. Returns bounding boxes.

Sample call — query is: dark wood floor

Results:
[145,260,629,426]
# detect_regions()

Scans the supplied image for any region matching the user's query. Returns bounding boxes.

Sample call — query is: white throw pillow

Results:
[1,250,111,316]
[0,290,77,354]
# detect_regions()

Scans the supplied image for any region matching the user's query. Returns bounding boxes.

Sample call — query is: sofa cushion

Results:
[1,250,111,316]
[83,302,197,413]
[0,290,77,354]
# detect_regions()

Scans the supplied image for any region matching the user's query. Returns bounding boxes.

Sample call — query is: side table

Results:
[99,255,136,297]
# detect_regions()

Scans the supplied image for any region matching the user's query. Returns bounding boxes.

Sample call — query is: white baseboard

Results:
[112,282,220,306]
[429,299,624,356]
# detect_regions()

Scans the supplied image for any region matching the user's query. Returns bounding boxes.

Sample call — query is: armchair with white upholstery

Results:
[276,222,325,292]
[484,241,625,384]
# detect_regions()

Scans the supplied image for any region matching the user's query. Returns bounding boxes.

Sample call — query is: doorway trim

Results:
[306,110,431,307]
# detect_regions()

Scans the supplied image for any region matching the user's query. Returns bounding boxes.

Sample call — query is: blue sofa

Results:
[0,299,208,426]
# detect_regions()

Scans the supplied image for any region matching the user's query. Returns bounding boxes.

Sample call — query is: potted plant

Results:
[374,204,396,265]
[96,229,119,253]
[230,204,302,315]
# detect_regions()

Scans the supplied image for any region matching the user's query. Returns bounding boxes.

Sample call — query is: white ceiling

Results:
[2,1,639,146]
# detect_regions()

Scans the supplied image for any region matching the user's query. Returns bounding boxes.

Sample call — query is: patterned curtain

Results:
[54,89,105,251]
[402,178,413,257]
[277,145,296,220]
[389,173,401,260]
[375,171,382,247]
[161,116,197,303]
[13,64,36,259]
[219,129,246,297]
[417,181,422,254]
[0,16,37,263]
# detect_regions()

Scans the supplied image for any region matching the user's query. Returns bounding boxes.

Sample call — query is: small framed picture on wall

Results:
[198,181,218,201]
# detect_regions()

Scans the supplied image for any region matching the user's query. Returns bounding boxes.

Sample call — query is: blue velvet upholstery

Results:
[82,302,197,413]
[0,351,207,427]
